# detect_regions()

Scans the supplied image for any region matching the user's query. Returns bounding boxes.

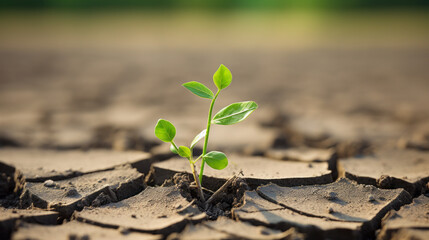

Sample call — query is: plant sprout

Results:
[154,64,257,201]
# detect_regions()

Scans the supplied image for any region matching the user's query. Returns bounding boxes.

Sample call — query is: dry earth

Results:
[1,11,429,240]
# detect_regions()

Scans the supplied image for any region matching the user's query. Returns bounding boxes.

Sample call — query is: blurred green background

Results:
[1,0,428,51]
[1,0,428,10]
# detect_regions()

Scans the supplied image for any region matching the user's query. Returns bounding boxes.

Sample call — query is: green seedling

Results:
[154,64,257,202]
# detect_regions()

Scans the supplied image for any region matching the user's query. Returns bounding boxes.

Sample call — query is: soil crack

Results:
[255,187,363,223]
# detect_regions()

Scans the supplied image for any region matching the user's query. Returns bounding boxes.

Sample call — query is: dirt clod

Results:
[68,234,90,240]
[325,191,337,200]
[377,175,393,188]
[91,192,112,207]
[65,188,79,197]
[171,173,249,219]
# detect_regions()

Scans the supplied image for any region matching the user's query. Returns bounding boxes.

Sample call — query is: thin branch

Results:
[205,175,238,206]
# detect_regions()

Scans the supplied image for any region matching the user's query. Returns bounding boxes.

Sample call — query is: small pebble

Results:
[131,214,137,218]
[43,179,56,188]
[68,234,78,240]
[328,207,334,213]
[368,194,375,202]
[70,234,89,240]
[118,227,130,235]
[325,191,337,200]
[98,178,106,183]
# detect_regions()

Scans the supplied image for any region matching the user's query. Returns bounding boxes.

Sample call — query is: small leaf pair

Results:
[183,65,258,126]
[155,119,227,170]
[168,129,206,155]
[182,64,232,99]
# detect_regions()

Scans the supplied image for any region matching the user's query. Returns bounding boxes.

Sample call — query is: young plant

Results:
[154,64,257,201]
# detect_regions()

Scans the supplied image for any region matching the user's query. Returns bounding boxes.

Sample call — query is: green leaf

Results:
[170,144,178,154]
[212,101,258,125]
[154,119,176,142]
[178,146,191,158]
[182,81,214,99]
[203,151,228,170]
[190,129,206,149]
[213,64,232,90]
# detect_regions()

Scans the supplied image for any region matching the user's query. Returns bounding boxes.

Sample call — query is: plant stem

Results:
[171,141,179,152]
[172,141,205,202]
[199,90,220,184]
[190,162,205,202]
[192,154,203,164]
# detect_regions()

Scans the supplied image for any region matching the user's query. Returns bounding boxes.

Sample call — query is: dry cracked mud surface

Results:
[232,179,412,240]
[378,194,429,240]
[0,148,151,181]
[75,186,205,235]
[150,155,332,190]
[21,167,145,217]
[0,146,428,240]
[12,221,162,240]
[0,208,58,239]
[339,149,429,196]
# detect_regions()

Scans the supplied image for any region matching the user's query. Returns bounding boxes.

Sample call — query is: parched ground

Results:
[0,10,429,240]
